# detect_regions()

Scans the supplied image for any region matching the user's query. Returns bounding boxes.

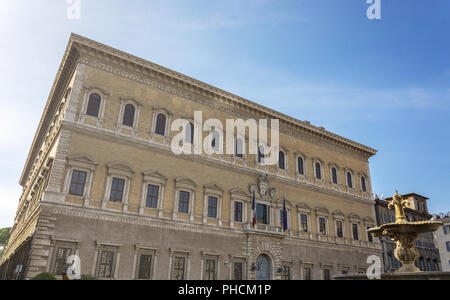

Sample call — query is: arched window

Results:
[331,167,338,184]
[297,157,304,175]
[278,151,285,170]
[235,138,244,158]
[258,146,265,164]
[86,93,101,117]
[155,113,166,136]
[185,122,194,144]
[122,104,135,127]
[347,172,353,188]
[211,131,220,151]
[361,176,367,192]
[315,162,322,180]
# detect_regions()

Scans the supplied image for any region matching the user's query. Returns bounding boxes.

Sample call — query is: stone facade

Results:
[374,194,441,272]
[432,213,450,272]
[1,34,382,280]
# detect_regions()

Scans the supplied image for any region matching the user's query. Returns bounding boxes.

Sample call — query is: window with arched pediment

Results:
[185,122,194,144]
[155,113,167,136]
[297,156,304,175]
[235,138,244,158]
[346,171,353,188]
[122,104,136,127]
[86,93,101,117]
[315,162,322,180]
[331,167,338,185]
[361,176,367,192]
[278,151,285,170]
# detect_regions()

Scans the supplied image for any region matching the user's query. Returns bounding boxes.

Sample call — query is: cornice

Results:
[19,36,80,186]
[69,33,377,157]
[20,33,378,187]
[61,120,375,207]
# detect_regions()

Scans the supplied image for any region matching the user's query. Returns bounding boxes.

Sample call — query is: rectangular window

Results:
[446,241,450,252]
[96,250,115,278]
[52,247,73,275]
[319,217,327,235]
[300,214,309,232]
[69,170,87,196]
[172,256,186,280]
[323,269,331,280]
[257,204,269,225]
[110,177,125,203]
[281,265,291,280]
[234,202,243,223]
[444,225,449,235]
[204,259,216,280]
[208,196,218,219]
[303,267,312,280]
[178,191,190,214]
[233,261,244,280]
[137,254,153,280]
[367,226,374,242]
[336,220,343,238]
[382,214,387,224]
[146,184,159,208]
[352,223,359,241]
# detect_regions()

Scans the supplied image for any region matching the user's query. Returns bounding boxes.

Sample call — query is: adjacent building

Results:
[0,34,381,280]
[374,193,441,272]
[433,212,450,272]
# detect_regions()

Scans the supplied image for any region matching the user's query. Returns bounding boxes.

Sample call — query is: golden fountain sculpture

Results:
[368,192,443,273]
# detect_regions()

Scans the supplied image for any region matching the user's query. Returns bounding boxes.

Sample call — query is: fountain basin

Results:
[368,220,443,273]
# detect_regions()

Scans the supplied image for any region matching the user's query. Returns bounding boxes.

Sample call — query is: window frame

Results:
[93,242,121,280]
[63,155,98,206]
[50,240,78,276]
[140,170,168,216]
[116,98,142,136]
[203,183,224,225]
[79,88,108,127]
[133,246,159,280]
[102,163,134,212]
[169,250,190,280]
[201,254,219,280]
[231,257,247,280]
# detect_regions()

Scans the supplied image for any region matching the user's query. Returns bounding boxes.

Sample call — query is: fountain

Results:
[368,192,442,273]
[335,192,450,280]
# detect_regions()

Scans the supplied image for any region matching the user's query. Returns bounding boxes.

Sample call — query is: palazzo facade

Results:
[0,34,382,280]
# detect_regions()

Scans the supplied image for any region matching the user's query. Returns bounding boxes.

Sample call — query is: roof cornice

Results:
[20,35,79,186]
[20,33,377,186]
[69,33,377,157]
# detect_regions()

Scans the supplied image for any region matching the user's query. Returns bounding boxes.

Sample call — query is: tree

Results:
[0,227,11,260]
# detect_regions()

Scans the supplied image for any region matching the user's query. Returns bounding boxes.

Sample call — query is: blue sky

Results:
[0,0,449,227]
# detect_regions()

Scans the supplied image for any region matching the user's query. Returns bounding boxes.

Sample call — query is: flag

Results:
[282,198,288,232]
[252,190,256,227]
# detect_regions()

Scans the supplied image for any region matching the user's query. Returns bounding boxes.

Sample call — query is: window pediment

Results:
[175,176,197,188]
[363,216,375,225]
[332,210,346,219]
[229,188,249,201]
[204,183,224,194]
[67,155,98,166]
[276,198,292,208]
[107,162,135,176]
[348,213,361,222]
[143,170,168,182]
[296,202,311,212]
[315,207,330,216]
